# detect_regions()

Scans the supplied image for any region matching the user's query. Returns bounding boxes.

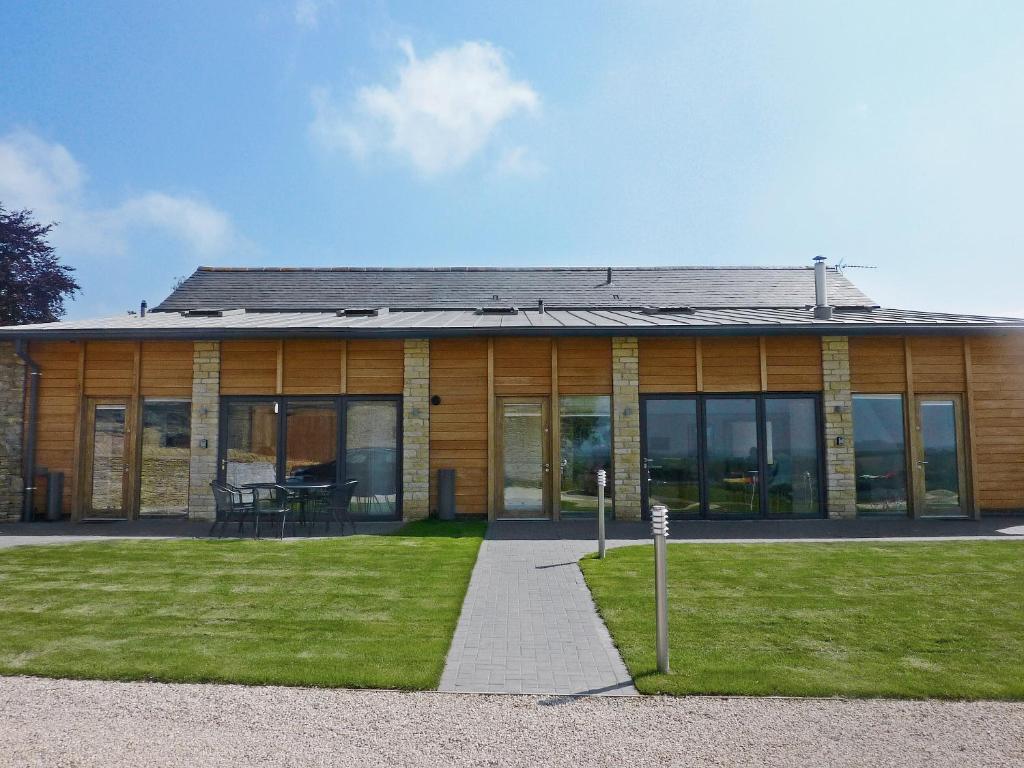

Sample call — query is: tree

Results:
[0,205,80,325]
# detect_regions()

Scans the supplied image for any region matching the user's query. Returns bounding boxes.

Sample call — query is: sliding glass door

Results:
[641,393,824,519]
[218,395,401,519]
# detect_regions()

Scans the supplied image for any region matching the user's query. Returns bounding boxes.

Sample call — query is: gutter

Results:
[14,340,39,522]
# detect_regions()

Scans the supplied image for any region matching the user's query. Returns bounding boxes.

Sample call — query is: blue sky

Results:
[2,1,1023,319]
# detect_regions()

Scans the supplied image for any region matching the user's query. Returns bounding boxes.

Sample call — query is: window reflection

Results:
[285,400,338,483]
[225,401,278,486]
[559,396,613,518]
[140,400,191,517]
[346,400,399,518]
[705,398,760,516]
[764,398,820,516]
[644,398,700,516]
[853,394,908,516]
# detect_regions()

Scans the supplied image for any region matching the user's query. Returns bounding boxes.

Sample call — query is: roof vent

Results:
[476,306,519,315]
[337,307,386,317]
[181,308,245,318]
[641,305,695,315]
[813,255,833,320]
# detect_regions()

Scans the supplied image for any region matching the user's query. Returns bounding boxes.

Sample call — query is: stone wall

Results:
[402,338,429,520]
[611,336,643,520]
[0,342,26,521]
[187,341,220,521]
[822,336,857,519]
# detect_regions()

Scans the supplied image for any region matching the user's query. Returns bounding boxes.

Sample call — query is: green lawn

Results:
[581,540,1024,699]
[0,520,485,690]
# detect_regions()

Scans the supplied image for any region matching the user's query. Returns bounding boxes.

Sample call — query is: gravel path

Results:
[1,677,1021,767]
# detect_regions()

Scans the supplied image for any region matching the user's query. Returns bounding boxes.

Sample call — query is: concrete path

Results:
[439,523,637,696]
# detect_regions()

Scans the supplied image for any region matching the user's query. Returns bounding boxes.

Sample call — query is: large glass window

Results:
[90,404,127,513]
[704,398,761,516]
[345,400,399,518]
[559,396,613,518]
[139,400,191,517]
[285,400,338,483]
[224,401,278,486]
[853,394,909,516]
[643,398,700,516]
[764,397,821,516]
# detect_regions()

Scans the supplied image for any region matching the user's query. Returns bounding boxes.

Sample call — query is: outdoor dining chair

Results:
[209,481,254,537]
[248,484,292,540]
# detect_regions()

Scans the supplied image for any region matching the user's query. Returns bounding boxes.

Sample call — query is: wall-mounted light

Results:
[431,395,442,406]
[836,435,845,447]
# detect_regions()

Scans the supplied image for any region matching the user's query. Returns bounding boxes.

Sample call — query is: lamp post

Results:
[651,503,670,674]
[596,469,607,559]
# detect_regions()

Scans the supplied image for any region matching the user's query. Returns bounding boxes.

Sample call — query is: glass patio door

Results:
[83,400,131,519]
[498,398,550,518]
[915,396,968,518]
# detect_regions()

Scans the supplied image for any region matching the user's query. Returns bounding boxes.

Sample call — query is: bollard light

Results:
[651,503,670,674]
[596,469,607,559]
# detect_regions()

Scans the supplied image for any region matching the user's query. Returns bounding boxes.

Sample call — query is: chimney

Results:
[812,256,832,320]
[538,299,545,314]
[140,300,148,318]
[606,267,613,284]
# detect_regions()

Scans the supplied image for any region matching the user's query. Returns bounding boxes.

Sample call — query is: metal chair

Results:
[325,479,359,535]
[250,484,292,539]
[209,481,253,537]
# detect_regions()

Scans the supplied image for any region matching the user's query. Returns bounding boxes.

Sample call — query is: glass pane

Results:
[285,400,338,484]
[91,405,126,512]
[139,400,191,517]
[346,400,399,518]
[920,400,963,516]
[705,398,760,516]
[765,398,821,516]
[502,402,545,515]
[853,395,908,516]
[644,399,700,517]
[559,396,612,518]
[224,401,278,486]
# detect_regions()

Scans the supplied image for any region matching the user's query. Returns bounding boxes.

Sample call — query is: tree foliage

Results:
[0,205,80,325]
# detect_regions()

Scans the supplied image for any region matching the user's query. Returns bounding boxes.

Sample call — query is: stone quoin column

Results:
[0,342,26,521]
[188,341,220,521]
[822,336,857,519]
[612,336,643,520]
[401,338,430,520]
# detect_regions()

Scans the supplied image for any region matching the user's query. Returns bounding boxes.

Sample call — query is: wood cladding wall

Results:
[28,341,82,513]
[493,337,551,395]
[638,335,823,393]
[969,334,1024,511]
[219,339,404,395]
[429,338,489,515]
[557,337,612,394]
[849,337,907,392]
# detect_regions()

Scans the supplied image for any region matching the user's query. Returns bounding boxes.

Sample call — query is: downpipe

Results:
[14,340,40,522]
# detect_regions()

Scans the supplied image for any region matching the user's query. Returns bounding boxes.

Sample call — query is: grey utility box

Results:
[437,469,456,520]
[46,471,64,522]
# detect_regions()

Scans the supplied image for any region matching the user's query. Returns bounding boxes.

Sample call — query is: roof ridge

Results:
[195,265,827,273]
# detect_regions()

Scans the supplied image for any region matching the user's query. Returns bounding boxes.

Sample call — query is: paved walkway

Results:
[439,523,637,696]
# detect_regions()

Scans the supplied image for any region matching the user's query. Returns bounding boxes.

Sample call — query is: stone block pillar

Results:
[402,339,430,520]
[612,336,643,520]
[822,336,857,519]
[188,341,220,521]
[0,342,26,521]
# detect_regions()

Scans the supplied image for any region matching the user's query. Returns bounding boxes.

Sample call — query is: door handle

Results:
[543,463,551,472]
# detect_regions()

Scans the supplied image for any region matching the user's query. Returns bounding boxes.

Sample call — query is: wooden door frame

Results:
[911,393,971,519]
[494,396,552,519]
[77,397,138,521]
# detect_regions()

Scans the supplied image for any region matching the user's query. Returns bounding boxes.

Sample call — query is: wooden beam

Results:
[70,342,86,521]
[904,337,921,518]
[759,336,768,392]
[963,336,981,519]
[275,340,284,395]
[550,340,560,521]
[695,337,704,392]
[339,340,347,394]
[486,337,495,520]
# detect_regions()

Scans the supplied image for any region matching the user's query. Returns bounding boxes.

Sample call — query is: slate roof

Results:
[153,266,875,312]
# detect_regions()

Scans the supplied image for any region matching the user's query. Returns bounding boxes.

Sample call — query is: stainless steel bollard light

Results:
[651,503,670,674]
[596,469,607,559]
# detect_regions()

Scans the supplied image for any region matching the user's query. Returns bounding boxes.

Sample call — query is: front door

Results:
[914,395,969,518]
[497,397,550,518]
[82,399,132,520]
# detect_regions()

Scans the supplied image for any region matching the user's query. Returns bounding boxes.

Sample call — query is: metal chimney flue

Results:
[606,267,613,284]
[140,300,147,318]
[812,256,832,320]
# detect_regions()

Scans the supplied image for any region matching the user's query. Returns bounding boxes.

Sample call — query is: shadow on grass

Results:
[392,519,488,539]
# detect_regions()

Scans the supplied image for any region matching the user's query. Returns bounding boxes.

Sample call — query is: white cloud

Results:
[495,145,545,178]
[0,130,235,258]
[294,0,330,30]
[311,39,540,175]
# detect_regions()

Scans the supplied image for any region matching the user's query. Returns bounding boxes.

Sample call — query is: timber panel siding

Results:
[764,335,823,391]
[849,336,907,392]
[140,341,193,397]
[346,340,404,394]
[28,341,82,513]
[638,337,698,393]
[701,337,761,392]
[220,340,278,395]
[493,337,552,395]
[282,339,345,395]
[909,336,966,393]
[557,337,612,394]
[969,333,1024,511]
[429,338,489,515]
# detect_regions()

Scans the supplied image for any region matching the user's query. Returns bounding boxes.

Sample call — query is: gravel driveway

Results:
[1,677,1021,767]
